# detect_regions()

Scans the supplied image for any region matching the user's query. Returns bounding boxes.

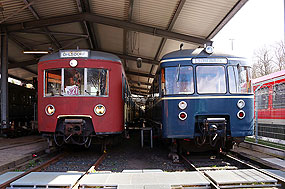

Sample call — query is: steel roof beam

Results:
[207,0,248,39]
[126,71,155,78]
[8,33,41,62]
[23,0,62,49]
[131,88,149,94]
[19,67,37,75]
[155,0,186,60]
[4,13,211,45]
[131,86,150,91]
[8,59,37,69]
[76,0,99,50]
[8,60,37,75]
[12,30,89,38]
[7,51,157,70]
[131,88,149,93]
[123,0,135,69]
[8,74,31,83]
[114,53,159,65]
[130,91,148,96]
[129,80,152,86]
[149,0,186,83]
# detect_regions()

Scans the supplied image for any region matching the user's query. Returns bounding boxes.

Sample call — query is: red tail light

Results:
[179,112,187,120]
[237,110,245,119]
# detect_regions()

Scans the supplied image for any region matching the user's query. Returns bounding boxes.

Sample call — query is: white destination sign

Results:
[192,58,227,64]
[60,50,89,58]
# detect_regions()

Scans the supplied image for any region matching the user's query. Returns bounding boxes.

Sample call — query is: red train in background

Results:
[253,70,285,141]
[38,49,133,148]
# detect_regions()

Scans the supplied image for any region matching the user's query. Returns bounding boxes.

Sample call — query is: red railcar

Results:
[253,70,285,140]
[38,50,131,147]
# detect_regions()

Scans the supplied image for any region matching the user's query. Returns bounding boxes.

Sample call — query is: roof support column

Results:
[0,29,9,130]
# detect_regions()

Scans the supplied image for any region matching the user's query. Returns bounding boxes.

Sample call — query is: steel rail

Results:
[0,152,66,189]
[180,154,220,189]
[71,152,107,189]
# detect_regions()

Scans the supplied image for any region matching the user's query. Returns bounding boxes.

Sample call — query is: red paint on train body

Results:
[253,70,285,125]
[37,51,126,146]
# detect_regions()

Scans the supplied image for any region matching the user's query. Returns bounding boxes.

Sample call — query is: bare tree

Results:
[252,46,274,78]
[273,41,285,71]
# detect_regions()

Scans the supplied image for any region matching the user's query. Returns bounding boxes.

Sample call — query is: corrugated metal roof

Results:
[91,0,129,20]
[127,60,152,73]
[159,39,197,60]
[48,23,85,42]
[8,40,34,62]
[0,0,34,24]
[173,0,238,38]
[32,0,78,19]
[127,32,162,58]
[9,68,36,80]
[132,0,180,29]
[0,0,247,95]
[97,24,124,53]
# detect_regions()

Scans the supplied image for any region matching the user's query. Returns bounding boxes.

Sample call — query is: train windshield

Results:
[45,69,62,96]
[64,68,84,95]
[164,66,194,95]
[196,66,226,94]
[45,68,109,97]
[228,66,252,94]
[86,69,108,96]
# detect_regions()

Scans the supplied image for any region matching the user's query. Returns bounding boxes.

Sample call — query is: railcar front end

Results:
[150,48,254,152]
[38,50,125,147]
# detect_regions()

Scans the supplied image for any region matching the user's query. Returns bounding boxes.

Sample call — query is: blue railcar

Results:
[147,47,254,152]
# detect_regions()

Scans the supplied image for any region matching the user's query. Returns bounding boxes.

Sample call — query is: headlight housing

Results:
[45,104,55,116]
[94,104,106,116]
[178,101,187,110]
[237,99,245,109]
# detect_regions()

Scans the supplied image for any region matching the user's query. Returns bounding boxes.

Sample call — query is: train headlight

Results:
[178,112,187,121]
[45,104,55,116]
[69,59,78,67]
[237,99,245,109]
[94,104,106,116]
[178,101,187,110]
[237,110,245,119]
[205,46,214,54]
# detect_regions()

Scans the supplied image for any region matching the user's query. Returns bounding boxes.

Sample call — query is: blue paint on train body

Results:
[161,97,254,138]
[148,48,254,150]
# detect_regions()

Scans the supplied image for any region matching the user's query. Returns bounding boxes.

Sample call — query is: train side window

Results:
[86,68,108,96]
[256,87,269,109]
[64,68,84,95]
[45,69,62,96]
[228,66,252,94]
[273,83,285,109]
[196,66,226,94]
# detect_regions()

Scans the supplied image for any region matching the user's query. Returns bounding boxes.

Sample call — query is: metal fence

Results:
[254,82,285,144]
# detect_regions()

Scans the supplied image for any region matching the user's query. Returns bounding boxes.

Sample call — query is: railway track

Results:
[0,150,107,189]
[1,136,284,188]
[180,152,285,188]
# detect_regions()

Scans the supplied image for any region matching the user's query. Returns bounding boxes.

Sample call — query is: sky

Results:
[213,0,284,62]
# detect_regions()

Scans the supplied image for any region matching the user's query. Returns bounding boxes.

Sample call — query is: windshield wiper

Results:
[176,64,181,82]
[85,90,91,95]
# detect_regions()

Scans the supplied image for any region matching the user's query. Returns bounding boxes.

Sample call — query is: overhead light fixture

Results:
[23,51,49,54]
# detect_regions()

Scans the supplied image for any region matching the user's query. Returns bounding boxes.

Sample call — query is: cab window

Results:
[164,66,194,95]
[196,66,226,94]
